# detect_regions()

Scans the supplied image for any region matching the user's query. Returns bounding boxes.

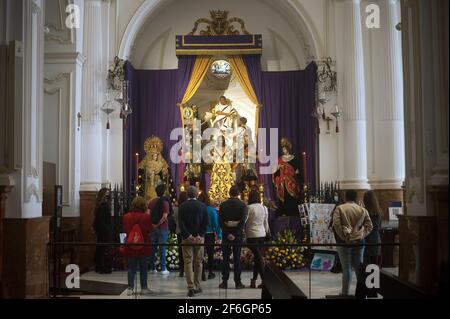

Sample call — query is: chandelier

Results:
[315,57,342,134]
[103,56,133,130]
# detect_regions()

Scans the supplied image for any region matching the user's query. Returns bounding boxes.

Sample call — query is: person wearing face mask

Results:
[272,137,303,217]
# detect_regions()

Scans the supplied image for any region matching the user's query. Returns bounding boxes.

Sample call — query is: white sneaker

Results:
[140,288,154,295]
[161,269,170,275]
[151,269,158,274]
[126,288,134,296]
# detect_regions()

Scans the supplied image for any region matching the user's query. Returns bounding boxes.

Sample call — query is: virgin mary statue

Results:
[139,136,173,201]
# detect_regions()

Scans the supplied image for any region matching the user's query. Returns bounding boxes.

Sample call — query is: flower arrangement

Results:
[264,230,306,270]
[153,232,180,270]
[165,233,180,270]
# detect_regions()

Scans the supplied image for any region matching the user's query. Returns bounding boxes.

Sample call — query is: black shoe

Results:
[250,279,256,289]
[208,272,216,280]
[194,287,203,294]
[100,268,112,274]
[235,282,245,289]
[202,272,207,281]
[219,281,228,289]
[187,289,195,297]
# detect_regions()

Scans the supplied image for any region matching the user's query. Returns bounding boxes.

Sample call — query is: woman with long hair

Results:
[173,191,188,277]
[245,189,270,288]
[198,191,222,280]
[363,190,383,266]
[92,188,112,274]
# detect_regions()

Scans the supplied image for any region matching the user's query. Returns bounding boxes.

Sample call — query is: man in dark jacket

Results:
[178,186,209,297]
[218,185,248,289]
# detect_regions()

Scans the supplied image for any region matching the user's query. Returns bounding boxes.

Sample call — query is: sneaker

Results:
[187,289,195,297]
[140,288,154,295]
[126,288,134,296]
[218,281,228,289]
[235,282,245,289]
[161,269,170,275]
[194,287,203,294]
[208,272,216,280]
[151,269,158,274]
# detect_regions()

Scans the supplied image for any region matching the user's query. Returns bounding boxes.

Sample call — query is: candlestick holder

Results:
[101,91,115,130]
[330,106,342,133]
[312,106,322,134]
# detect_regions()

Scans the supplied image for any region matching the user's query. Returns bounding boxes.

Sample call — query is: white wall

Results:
[43,0,84,216]
[127,0,321,70]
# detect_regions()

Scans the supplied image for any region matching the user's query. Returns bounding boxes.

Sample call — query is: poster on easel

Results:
[308,203,336,251]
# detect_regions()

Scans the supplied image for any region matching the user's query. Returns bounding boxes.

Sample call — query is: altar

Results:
[124,10,318,225]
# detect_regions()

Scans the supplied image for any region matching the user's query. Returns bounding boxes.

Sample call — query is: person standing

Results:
[198,192,222,280]
[218,185,248,289]
[178,186,209,297]
[245,189,270,289]
[148,184,171,275]
[122,197,153,296]
[92,188,112,274]
[332,190,373,296]
[363,191,382,266]
[173,191,188,277]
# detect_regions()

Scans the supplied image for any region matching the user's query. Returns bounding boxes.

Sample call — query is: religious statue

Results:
[184,151,202,188]
[272,137,303,216]
[208,137,235,204]
[139,136,171,201]
[235,135,258,185]
[210,95,238,133]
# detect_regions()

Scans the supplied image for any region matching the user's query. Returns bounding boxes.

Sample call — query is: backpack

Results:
[127,223,144,251]
[151,196,167,225]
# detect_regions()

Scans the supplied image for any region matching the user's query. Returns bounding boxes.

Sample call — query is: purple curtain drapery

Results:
[124,57,195,191]
[125,56,317,198]
[244,57,318,199]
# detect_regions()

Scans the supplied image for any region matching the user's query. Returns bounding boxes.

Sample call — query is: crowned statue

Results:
[272,137,303,216]
[208,136,235,204]
[139,136,175,202]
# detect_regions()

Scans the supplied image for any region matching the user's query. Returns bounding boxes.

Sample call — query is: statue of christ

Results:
[212,95,237,132]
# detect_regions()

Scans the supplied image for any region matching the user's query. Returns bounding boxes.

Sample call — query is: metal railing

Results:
[47,241,400,299]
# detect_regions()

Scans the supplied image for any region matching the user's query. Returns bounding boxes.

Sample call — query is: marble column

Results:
[80,0,104,191]
[369,0,405,189]
[341,0,370,190]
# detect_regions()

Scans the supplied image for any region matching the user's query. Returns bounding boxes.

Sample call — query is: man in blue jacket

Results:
[178,186,209,297]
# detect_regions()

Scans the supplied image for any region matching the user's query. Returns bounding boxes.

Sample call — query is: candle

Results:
[135,153,139,188]
[258,148,264,184]
[302,152,307,185]
[180,150,184,187]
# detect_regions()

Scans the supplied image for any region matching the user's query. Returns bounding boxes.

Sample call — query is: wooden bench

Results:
[376,269,434,299]
[328,264,434,299]
[261,262,307,299]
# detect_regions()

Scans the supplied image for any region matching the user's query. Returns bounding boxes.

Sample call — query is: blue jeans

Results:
[336,243,364,296]
[128,257,148,289]
[149,228,169,271]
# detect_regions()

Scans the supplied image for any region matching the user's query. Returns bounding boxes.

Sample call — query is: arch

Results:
[118,0,322,61]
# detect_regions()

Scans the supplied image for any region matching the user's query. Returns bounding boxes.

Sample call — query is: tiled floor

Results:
[77,269,374,299]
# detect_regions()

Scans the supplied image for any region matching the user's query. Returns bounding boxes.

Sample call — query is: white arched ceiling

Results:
[118,0,323,70]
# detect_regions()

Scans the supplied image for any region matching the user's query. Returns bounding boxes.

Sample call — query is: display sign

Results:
[308,203,336,251]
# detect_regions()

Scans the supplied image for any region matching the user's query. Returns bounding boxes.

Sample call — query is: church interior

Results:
[0,0,448,301]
